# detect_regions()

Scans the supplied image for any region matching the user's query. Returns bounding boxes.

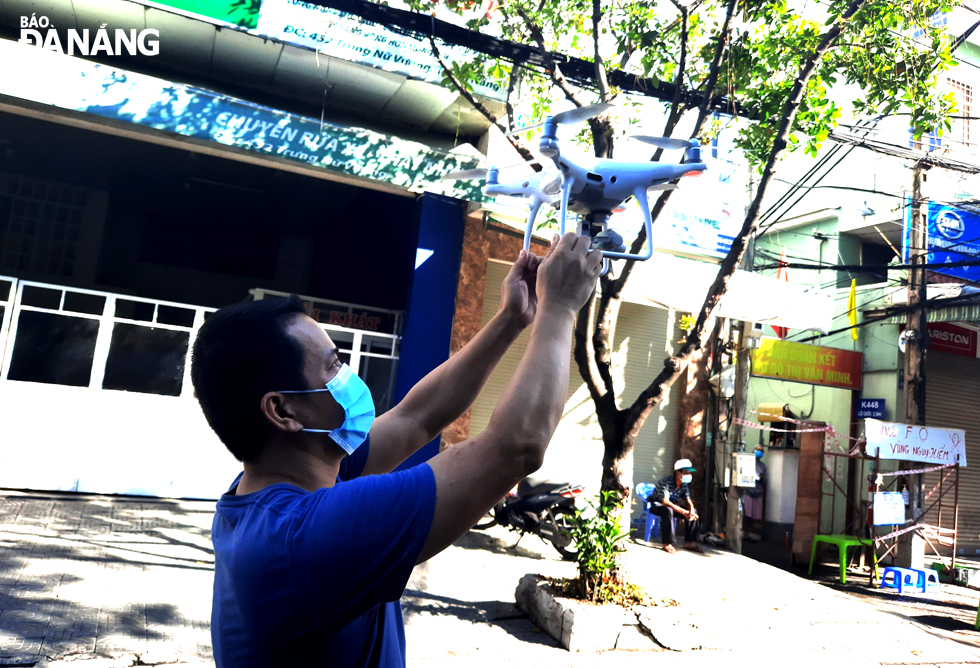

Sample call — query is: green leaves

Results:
[569,490,630,603]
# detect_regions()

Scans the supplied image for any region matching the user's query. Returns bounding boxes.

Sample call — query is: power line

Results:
[793,290,980,343]
[297,0,742,114]
[755,257,980,272]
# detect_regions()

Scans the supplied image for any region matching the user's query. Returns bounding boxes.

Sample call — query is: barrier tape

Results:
[749,411,859,443]
[874,523,922,545]
[879,462,957,478]
[733,417,831,433]
[923,468,956,503]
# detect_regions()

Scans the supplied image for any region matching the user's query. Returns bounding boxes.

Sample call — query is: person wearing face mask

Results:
[647,459,702,554]
[190,232,603,668]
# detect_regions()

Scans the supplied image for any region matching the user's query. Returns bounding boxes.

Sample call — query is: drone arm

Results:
[559,176,576,238]
[629,185,655,261]
[599,185,656,262]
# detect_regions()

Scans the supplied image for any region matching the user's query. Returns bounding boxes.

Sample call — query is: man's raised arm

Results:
[364,248,544,476]
[419,233,602,562]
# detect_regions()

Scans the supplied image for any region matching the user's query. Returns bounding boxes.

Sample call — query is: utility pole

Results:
[725,330,748,554]
[898,160,929,567]
[724,233,755,554]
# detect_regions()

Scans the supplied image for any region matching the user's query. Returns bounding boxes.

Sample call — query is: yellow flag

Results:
[848,278,858,341]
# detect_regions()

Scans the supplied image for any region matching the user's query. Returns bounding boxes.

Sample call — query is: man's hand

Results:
[537,233,603,315]
[499,249,543,329]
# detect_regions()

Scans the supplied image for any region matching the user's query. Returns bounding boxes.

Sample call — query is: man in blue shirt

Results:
[190,233,602,667]
[647,459,702,554]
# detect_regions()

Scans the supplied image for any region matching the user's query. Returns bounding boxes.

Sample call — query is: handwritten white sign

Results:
[873,492,906,526]
[865,419,967,467]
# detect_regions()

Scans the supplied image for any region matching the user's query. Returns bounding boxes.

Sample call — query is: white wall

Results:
[0,380,240,499]
[765,448,799,525]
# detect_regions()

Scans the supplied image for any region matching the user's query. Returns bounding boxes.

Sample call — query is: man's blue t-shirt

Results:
[211,441,437,668]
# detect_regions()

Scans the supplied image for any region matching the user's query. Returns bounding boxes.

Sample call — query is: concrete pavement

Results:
[0,491,214,665]
[2,488,980,667]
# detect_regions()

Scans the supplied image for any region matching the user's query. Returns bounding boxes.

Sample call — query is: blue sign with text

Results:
[903,198,980,283]
[856,398,885,420]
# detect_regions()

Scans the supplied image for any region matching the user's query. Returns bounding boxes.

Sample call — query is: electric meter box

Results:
[734,453,757,487]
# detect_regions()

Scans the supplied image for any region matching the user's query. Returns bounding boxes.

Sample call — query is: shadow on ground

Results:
[453,529,559,562]
[0,493,215,664]
[401,589,559,648]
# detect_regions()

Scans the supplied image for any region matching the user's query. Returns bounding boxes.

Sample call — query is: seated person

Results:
[647,459,702,554]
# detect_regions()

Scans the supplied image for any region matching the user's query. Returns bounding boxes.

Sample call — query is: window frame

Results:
[0,279,214,398]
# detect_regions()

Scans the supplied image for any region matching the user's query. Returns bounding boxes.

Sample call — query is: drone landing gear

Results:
[579,212,623,278]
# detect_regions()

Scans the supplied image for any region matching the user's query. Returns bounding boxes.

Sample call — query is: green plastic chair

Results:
[808,534,879,585]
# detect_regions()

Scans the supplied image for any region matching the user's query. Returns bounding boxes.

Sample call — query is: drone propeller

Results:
[630,135,691,151]
[441,159,540,182]
[506,102,614,136]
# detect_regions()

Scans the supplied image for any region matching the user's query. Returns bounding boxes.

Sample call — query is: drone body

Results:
[537,115,707,260]
[482,166,563,252]
[444,103,708,267]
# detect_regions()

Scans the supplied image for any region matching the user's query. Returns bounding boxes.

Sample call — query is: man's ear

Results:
[260,392,304,433]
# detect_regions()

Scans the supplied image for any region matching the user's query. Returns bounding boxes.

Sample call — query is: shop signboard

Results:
[255,0,506,100]
[928,322,978,357]
[865,419,968,466]
[0,41,482,201]
[141,0,506,100]
[750,338,863,391]
[652,156,745,259]
[148,0,260,28]
[902,199,980,283]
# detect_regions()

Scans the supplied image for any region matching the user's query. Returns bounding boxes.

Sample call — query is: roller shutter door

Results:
[468,260,680,496]
[924,351,980,558]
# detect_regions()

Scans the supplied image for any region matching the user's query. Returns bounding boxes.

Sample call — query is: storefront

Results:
[0,9,482,497]
[924,323,980,558]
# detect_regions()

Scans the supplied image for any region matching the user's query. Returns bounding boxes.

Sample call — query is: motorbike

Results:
[473,477,585,560]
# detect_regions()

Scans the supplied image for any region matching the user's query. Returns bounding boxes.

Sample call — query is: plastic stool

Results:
[919,569,940,594]
[880,567,919,593]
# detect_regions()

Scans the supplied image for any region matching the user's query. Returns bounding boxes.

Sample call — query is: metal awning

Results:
[0,0,504,137]
[880,302,980,324]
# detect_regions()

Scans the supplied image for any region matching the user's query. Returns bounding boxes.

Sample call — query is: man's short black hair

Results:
[191,296,310,461]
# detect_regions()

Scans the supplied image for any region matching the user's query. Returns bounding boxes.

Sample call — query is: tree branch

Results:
[515,6,585,107]
[591,275,620,395]
[573,292,606,403]
[592,0,612,103]
[693,0,738,130]
[607,0,737,300]
[505,64,521,131]
[665,6,689,143]
[622,0,871,440]
[428,34,536,163]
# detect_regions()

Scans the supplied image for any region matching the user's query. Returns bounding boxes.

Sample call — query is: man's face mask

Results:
[755,449,764,459]
[681,473,693,484]
[281,363,376,455]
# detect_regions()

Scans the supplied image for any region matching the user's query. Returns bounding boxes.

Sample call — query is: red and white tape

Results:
[879,462,957,478]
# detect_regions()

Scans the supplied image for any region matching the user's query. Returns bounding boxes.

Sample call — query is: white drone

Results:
[445,103,708,273]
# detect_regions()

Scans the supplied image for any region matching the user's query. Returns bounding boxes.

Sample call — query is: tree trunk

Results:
[674,324,718,504]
